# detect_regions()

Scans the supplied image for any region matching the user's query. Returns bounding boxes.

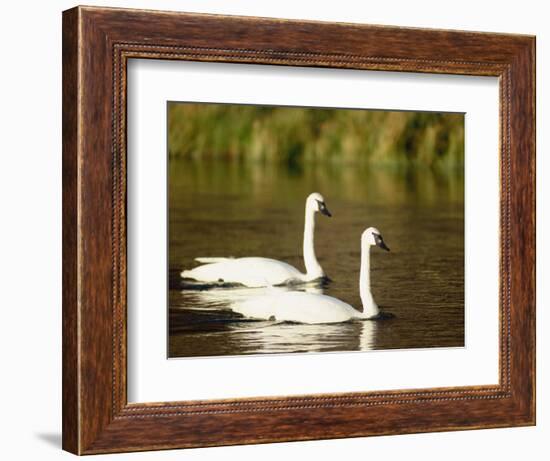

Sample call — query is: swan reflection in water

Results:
[181,282,324,308]
[229,315,378,354]
[172,282,378,355]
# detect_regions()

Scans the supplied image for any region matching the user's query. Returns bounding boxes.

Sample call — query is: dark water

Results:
[169,158,464,358]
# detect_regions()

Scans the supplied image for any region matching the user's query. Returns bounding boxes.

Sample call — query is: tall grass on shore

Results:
[168,102,464,169]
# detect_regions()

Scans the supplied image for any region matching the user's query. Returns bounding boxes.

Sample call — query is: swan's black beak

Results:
[317,200,332,217]
[374,233,390,251]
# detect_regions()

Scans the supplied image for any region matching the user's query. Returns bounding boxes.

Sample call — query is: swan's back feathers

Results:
[181,257,304,287]
[232,291,359,324]
[194,257,233,263]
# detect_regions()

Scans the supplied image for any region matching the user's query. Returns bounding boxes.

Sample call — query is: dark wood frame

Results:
[62,5,536,455]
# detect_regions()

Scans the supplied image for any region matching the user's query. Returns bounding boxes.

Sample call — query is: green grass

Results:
[168,103,464,169]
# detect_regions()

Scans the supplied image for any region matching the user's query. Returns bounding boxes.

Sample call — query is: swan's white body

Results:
[230,227,389,324]
[181,193,331,287]
[181,257,304,288]
[232,291,371,324]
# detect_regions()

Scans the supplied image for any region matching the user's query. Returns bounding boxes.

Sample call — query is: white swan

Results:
[180,192,332,287]
[230,227,390,324]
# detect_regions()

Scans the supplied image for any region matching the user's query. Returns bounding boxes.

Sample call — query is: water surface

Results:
[169,159,464,357]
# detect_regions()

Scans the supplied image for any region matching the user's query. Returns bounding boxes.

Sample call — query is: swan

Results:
[229,227,390,324]
[180,192,332,287]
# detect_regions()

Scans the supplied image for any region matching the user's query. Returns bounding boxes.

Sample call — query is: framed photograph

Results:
[62,6,535,455]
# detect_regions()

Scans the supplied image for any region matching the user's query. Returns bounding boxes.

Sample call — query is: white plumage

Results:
[230,227,390,324]
[181,192,332,287]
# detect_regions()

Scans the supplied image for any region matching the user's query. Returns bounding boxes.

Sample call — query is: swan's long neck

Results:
[303,206,324,279]
[359,244,380,318]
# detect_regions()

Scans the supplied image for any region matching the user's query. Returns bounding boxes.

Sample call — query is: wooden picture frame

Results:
[62,5,535,455]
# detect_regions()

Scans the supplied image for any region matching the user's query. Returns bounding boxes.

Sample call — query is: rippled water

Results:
[169,159,464,358]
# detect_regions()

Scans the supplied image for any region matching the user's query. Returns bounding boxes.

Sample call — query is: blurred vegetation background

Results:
[168,103,464,170]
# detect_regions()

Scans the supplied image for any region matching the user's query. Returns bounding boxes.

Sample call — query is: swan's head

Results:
[362,227,390,251]
[307,192,332,217]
